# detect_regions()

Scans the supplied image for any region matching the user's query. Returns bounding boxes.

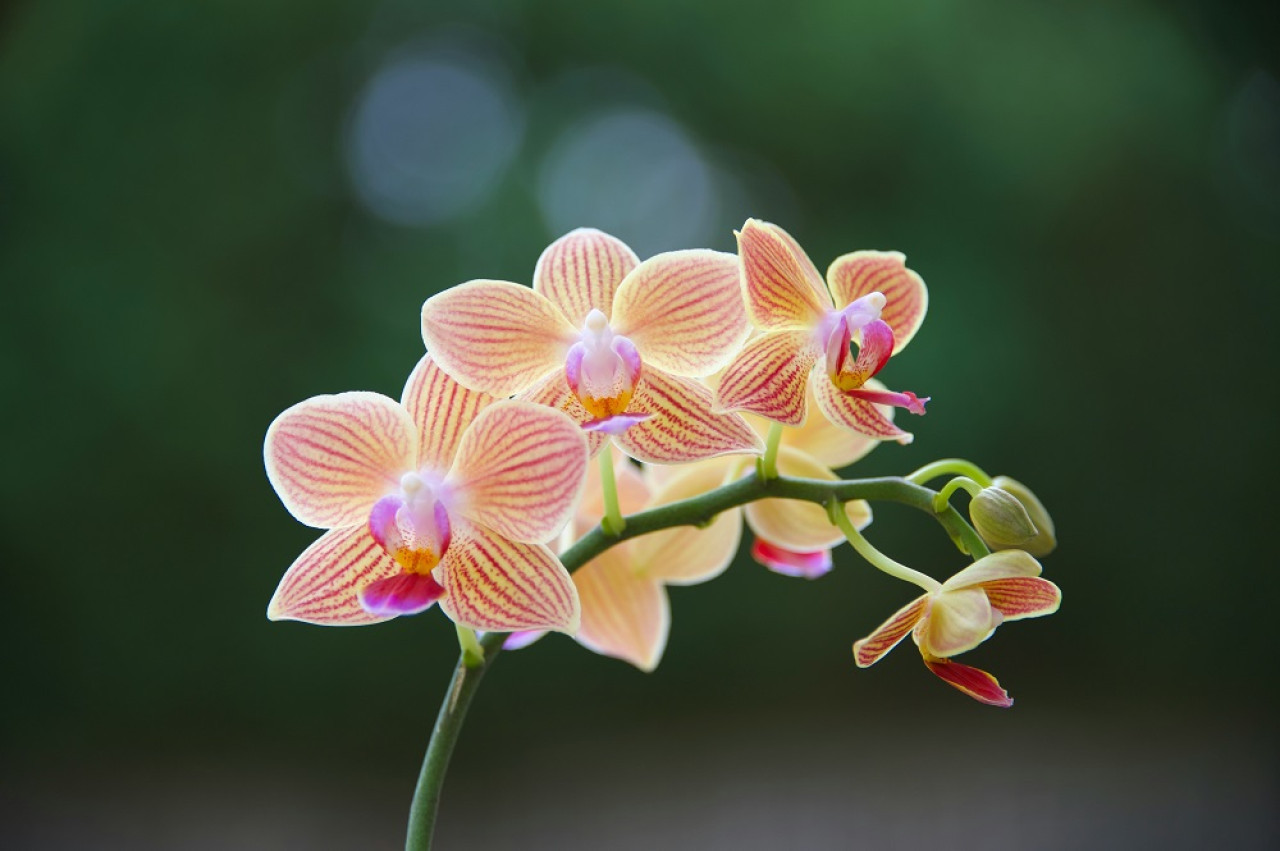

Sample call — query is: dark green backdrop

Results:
[2,1,1276,848]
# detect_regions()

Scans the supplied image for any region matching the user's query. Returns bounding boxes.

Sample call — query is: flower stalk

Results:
[404,470,987,850]
[598,450,626,536]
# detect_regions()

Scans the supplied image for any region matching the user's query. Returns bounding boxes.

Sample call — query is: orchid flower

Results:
[715,219,930,443]
[506,451,740,670]
[852,550,1061,706]
[421,228,762,464]
[263,355,586,633]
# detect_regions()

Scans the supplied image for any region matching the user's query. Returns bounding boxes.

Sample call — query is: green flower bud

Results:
[970,487,1039,552]
[990,476,1056,557]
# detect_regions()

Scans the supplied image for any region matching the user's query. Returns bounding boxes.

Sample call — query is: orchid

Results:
[852,550,1061,706]
[264,355,586,633]
[420,228,762,464]
[715,219,930,443]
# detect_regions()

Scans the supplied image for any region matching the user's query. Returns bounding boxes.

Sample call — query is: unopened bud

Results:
[990,476,1056,556]
[970,487,1039,552]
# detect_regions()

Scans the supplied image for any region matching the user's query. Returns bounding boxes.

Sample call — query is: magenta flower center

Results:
[565,308,643,421]
[368,472,452,576]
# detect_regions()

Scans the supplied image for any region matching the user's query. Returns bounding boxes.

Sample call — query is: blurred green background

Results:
[2,1,1277,848]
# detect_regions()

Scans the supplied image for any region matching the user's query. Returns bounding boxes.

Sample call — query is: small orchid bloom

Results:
[715,219,930,443]
[507,452,741,671]
[852,551,1061,706]
[264,355,587,633]
[421,228,763,464]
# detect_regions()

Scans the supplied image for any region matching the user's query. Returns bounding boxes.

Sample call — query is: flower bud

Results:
[990,476,1056,556]
[970,487,1039,552]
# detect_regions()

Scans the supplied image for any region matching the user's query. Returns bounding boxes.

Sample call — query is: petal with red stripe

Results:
[447,401,589,544]
[811,373,914,443]
[941,550,1042,591]
[421,280,575,397]
[980,576,1061,620]
[265,392,415,529]
[533,228,639,326]
[853,594,928,667]
[612,249,749,377]
[826,250,928,354]
[737,219,833,330]
[267,525,401,625]
[615,368,763,464]
[400,354,497,473]
[715,331,820,426]
[923,657,1013,707]
[437,524,580,633]
[519,369,610,458]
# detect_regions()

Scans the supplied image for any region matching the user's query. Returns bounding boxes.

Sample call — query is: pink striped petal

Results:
[751,539,832,579]
[358,571,445,617]
[923,657,1013,707]
[827,250,928,354]
[611,249,749,377]
[737,219,833,330]
[267,525,401,626]
[768,221,830,299]
[772,385,886,469]
[715,331,820,426]
[853,595,928,667]
[615,368,763,464]
[264,392,416,529]
[811,373,914,443]
[633,462,742,585]
[980,576,1061,620]
[421,279,575,397]
[400,354,497,473]
[744,446,871,551]
[573,546,670,671]
[447,401,588,544]
[519,369,609,458]
[532,228,639,326]
[921,587,1000,658]
[941,550,1043,591]
[436,524,580,633]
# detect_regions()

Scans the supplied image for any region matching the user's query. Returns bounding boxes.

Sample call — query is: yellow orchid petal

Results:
[611,249,749,378]
[446,401,588,545]
[744,447,871,551]
[980,576,1061,621]
[532,228,639,327]
[437,523,580,634]
[573,546,670,672]
[810,372,913,443]
[921,587,1001,658]
[615,368,763,464]
[715,330,819,426]
[264,391,416,529]
[634,462,743,585]
[941,550,1042,591]
[853,594,928,667]
[826,250,928,354]
[267,525,401,625]
[400,354,497,473]
[737,218,833,329]
[421,279,575,397]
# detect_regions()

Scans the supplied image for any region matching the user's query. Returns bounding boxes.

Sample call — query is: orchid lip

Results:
[368,473,453,575]
[566,309,643,420]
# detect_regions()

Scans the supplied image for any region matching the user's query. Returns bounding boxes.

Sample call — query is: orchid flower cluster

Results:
[264,220,1061,847]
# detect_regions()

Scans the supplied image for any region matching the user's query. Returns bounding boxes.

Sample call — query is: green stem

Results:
[829,501,941,593]
[455,625,485,669]
[404,470,987,850]
[757,422,785,480]
[598,450,625,536]
[932,475,984,513]
[906,458,993,488]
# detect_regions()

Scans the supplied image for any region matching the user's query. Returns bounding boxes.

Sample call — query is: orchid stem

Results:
[455,625,485,669]
[828,500,942,593]
[598,451,626,536]
[405,470,987,850]
[932,475,984,513]
[906,458,993,488]
[758,422,784,480]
